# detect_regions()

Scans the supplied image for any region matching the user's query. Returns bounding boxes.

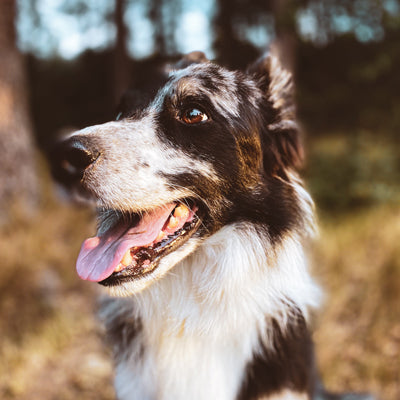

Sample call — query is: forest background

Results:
[0,0,399,399]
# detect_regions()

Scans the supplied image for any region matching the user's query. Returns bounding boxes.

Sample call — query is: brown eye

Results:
[181,108,208,124]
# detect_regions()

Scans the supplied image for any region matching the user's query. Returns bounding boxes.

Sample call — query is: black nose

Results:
[51,137,99,185]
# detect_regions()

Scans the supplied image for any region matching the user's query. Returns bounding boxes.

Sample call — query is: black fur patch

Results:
[230,176,305,241]
[148,62,305,246]
[51,52,374,400]
[162,169,305,246]
[102,305,143,362]
[237,313,316,400]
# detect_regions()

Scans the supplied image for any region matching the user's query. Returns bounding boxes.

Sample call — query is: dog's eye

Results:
[180,108,208,124]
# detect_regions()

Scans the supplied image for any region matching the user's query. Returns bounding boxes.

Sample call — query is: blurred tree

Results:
[114,0,130,104]
[213,0,262,68]
[0,0,38,222]
[149,0,167,55]
[213,0,236,65]
[272,0,301,71]
[213,0,303,70]
[12,0,400,148]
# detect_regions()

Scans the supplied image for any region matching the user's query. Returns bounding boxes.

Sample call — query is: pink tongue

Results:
[76,204,175,282]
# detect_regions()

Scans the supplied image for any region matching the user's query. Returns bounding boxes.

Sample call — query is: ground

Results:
[1,134,399,400]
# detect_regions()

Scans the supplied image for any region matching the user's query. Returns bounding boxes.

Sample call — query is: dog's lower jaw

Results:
[103,236,203,297]
[100,223,321,400]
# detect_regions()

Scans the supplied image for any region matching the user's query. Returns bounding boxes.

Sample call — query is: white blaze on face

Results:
[69,112,218,212]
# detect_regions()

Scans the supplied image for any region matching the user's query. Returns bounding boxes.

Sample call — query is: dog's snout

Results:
[52,137,99,185]
[62,138,97,175]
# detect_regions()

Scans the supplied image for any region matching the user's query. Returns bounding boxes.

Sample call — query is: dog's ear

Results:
[170,51,209,71]
[247,51,303,175]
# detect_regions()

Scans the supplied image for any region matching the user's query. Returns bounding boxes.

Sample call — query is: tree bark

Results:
[272,0,299,73]
[113,0,130,105]
[214,0,237,66]
[0,0,38,221]
[149,0,167,55]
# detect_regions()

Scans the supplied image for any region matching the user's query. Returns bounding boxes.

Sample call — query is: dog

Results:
[52,51,373,400]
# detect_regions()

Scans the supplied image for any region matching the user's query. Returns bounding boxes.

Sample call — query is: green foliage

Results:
[305,132,400,212]
[297,28,400,135]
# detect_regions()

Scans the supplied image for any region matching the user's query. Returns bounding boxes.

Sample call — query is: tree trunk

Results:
[149,0,167,55]
[0,0,38,221]
[214,0,237,66]
[272,0,299,73]
[113,0,130,105]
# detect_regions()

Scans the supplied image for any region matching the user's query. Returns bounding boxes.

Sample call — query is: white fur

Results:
[67,57,323,400]
[102,221,321,400]
[70,117,219,212]
[268,55,294,114]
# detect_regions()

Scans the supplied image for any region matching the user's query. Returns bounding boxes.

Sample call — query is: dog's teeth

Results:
[167,215,179,230]
[114,263,125,272]
[174,204,189,219]
[121,249,133,266]
[155,231,166,242]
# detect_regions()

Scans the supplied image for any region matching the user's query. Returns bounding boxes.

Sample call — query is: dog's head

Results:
[52,51,306,296]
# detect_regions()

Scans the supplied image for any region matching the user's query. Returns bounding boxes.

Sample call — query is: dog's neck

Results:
[100,223,320,400]
[136,223,318,333]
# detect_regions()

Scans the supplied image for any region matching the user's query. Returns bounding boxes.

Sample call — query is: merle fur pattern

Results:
[53,52,373,400]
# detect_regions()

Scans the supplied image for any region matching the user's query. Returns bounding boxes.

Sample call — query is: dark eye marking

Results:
[179,107,209,125]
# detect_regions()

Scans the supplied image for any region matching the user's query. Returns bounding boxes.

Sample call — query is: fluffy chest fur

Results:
[100,223,321,400]
[52,51,327,400]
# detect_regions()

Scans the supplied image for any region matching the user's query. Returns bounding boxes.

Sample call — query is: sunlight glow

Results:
[175,11,213,55]
[125,1,155,59]
[296,8,320,43]
[16,0,397,59]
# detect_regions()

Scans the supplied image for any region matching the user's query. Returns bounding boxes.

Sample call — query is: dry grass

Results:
[307,133,400,400]
[1,134,399,399]
[0,186,114,400]
[312,206,400,400]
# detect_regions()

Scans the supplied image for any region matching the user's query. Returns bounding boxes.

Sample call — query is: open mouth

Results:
[76,201,201,286]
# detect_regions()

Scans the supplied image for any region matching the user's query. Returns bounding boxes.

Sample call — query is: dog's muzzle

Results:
[51,136,99,186]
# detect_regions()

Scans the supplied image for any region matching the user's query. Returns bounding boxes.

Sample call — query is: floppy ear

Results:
[247,51,303,175]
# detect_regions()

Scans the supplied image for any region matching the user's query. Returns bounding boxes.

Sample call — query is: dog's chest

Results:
[114,319,258,400]
[107,225,319,400]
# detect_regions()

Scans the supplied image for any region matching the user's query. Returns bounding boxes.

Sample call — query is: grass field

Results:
[306,133,400,399]
[313,206,400,399]
[0,132,399,399]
